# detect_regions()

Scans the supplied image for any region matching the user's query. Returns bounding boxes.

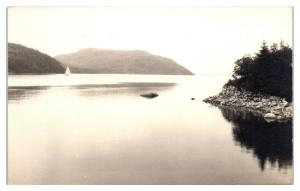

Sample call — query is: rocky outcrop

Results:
[203,85,293,122]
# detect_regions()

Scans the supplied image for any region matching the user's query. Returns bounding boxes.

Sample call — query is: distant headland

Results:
[8,43,193,75]
[55,48,193,75]
[8,43,65,74]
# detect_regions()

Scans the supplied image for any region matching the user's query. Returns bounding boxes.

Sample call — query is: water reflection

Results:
[8,75,293,184]
[8,86,50,101]
[8,82,177,100]
[72,82,177,97]
[220,107,293,171]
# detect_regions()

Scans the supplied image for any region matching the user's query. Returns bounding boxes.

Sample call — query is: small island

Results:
[203,41,293,122]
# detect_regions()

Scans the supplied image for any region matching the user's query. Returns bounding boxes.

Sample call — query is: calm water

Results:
[8,74,293,184]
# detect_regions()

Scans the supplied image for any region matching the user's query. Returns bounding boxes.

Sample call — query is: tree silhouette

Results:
[227,41,292,101]
[220,107,293,171]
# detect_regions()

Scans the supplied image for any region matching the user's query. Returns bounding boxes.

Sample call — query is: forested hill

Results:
[55,48,193,75]
[8,43,65,74]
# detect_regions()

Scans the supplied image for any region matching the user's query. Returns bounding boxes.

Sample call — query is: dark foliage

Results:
[227,41,292,101]
[8,43,65,74]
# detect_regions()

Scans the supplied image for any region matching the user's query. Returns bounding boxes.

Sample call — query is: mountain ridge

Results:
[55,48,193,75]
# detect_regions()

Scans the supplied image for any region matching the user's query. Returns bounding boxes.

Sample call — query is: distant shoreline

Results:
[8,82,177,88]
[8,73,194,75]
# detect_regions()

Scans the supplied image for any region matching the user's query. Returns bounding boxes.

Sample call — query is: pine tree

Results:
[227,41,292,101]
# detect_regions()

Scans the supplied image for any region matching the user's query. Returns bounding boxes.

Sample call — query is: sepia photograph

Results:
[7,6,293,185]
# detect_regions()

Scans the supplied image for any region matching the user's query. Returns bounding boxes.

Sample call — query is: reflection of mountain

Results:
[71,82,177,97]
[8,82,177,101]
[8,86,50,102]
[220,107,292,171]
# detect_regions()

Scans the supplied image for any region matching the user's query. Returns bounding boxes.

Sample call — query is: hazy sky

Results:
[8,7,292,74]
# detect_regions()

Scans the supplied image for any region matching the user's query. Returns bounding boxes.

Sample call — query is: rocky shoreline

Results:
[203,85,293,122]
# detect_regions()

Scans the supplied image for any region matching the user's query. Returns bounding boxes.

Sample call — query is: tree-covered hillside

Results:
[8,43,65,74]
[55,48,193,75]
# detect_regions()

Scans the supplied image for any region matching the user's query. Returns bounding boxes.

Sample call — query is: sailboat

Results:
[65,66,71,76]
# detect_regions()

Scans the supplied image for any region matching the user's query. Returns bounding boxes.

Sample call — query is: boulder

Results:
[285,106,293,113]
[277,115,284,120]
[271,110,281,115]
[255,105,262,109]
[140,92,159,99]
[282,99,289,106]
[272,106,282,110]
[264,113,277,123]
[253,97,260,102]
[264,113,276,119]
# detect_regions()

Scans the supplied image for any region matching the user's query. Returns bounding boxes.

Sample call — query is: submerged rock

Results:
[140,92,159,99]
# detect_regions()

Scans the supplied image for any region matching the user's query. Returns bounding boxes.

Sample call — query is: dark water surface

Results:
[8,74,292,184]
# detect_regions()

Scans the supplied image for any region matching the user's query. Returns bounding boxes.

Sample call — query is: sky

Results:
[8,6,292,75]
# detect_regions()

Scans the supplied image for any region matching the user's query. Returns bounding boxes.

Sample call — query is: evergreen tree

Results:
[227,41,292,101]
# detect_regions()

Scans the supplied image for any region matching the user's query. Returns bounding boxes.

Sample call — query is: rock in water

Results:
[264,113,277,122]
[140,92,159,99]
[264,113,276,119]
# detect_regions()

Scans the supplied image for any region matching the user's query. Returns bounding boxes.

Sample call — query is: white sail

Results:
[65,66,71,76]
